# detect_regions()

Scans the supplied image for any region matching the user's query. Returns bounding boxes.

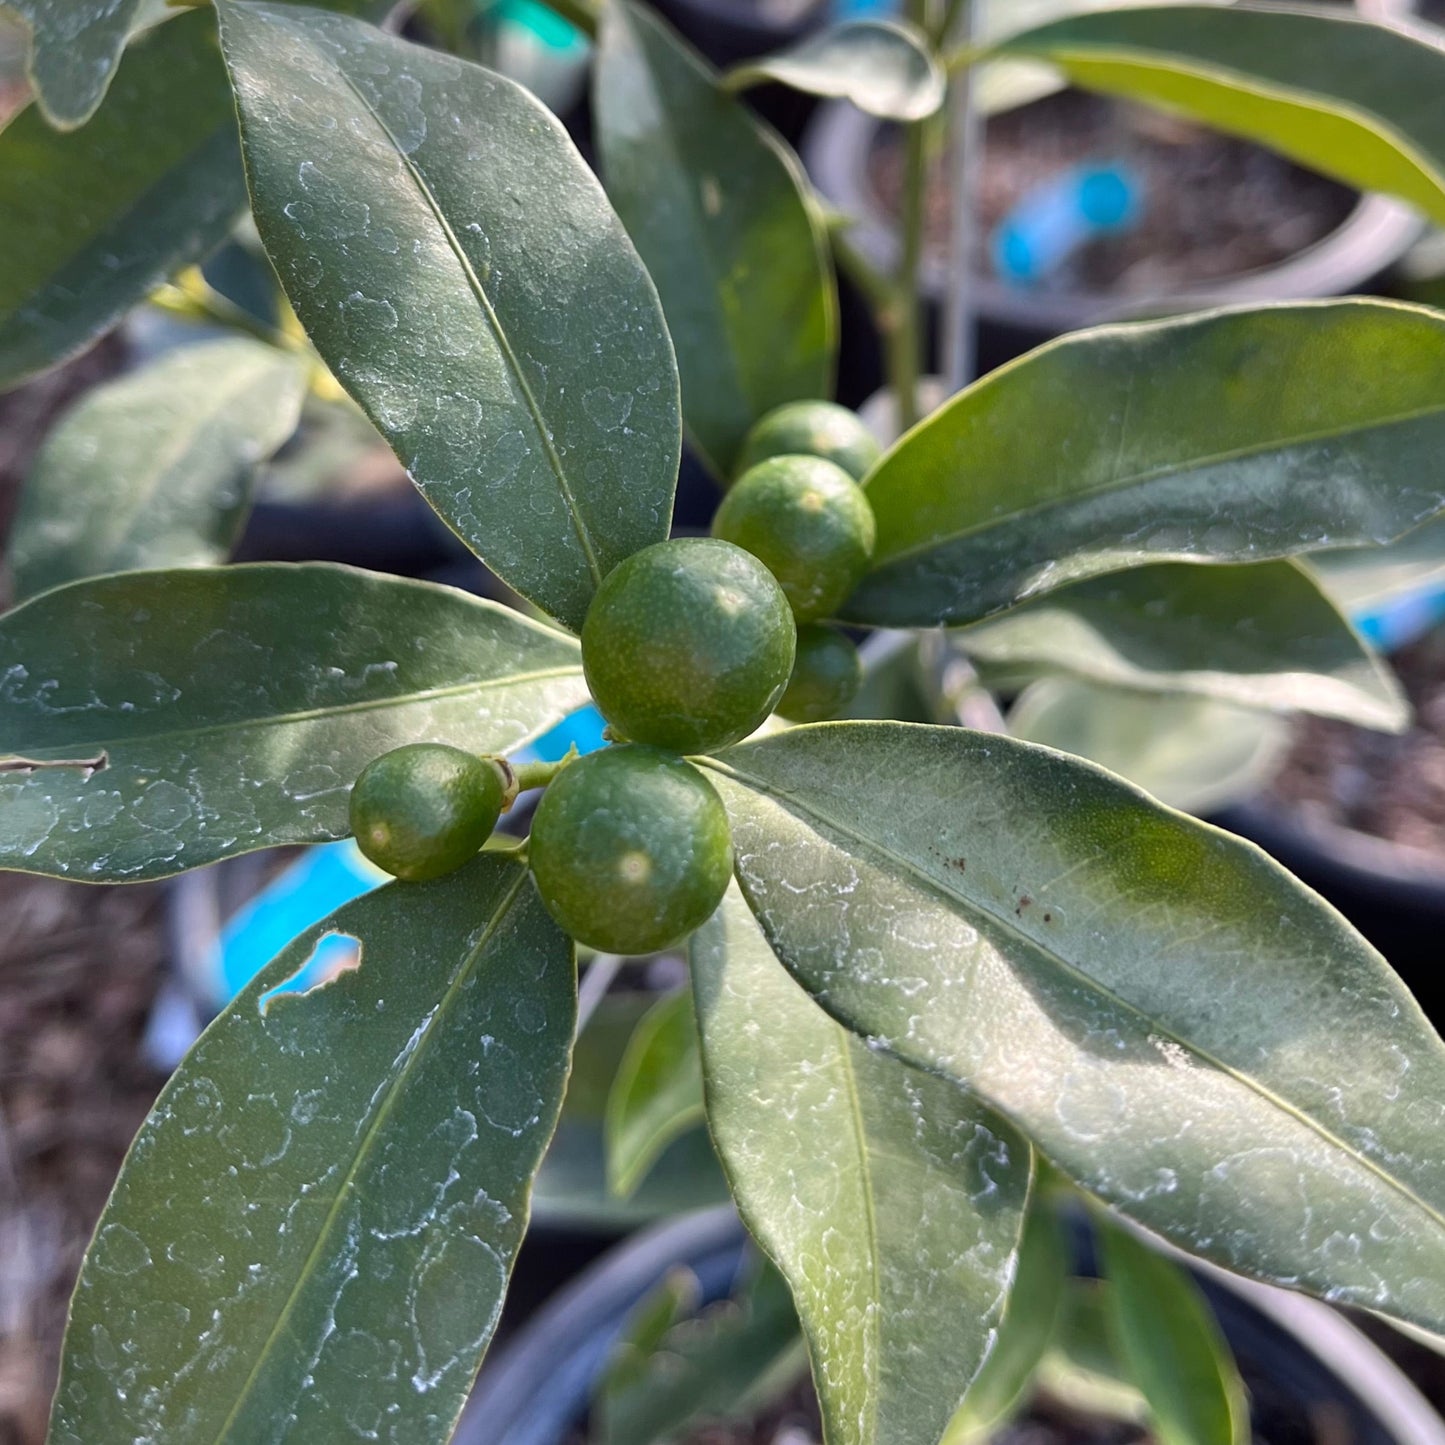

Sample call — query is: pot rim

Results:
[804,100,1424,326]
[461,1206,1445,1445]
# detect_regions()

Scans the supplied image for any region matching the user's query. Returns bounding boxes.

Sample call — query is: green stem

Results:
[501,745,579,807]
[831,222,918,439]
[895,121,926,431]
[894,0,934,432]
[150,268,301,353]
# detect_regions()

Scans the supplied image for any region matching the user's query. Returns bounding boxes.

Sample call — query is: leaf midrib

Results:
[325,53,605,592]
[871,397,1445,569]
[0,663,582,759]
[832,1026,882,1445]
[699,753,1445,1241]
[210,866,530,1443]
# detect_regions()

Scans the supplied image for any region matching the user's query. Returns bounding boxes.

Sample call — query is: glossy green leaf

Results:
[0,564,586,881]
[958,561,1406,732]
[9,339,308,602]
[604,986,705,1199]
[595,0,837,477]
[694,885,1032,1445]
[987,4,1445,226]
[0,0,144,128]
[218,1,680,633]
[1098,1219,1249,1445]
[1309,513,1445,613]
[48,853,574,1445]
[1008,679,1287,815]
[597,1260,806,1445]
[0,9,246,389]
[697,723,1445,1337]
[846,301,1445,628]
[941,1190,1070,1444]
[533,991,730,1228]
[535,1120,730,1227]
[726,21,944,121]
[1036,1280,1148,1424]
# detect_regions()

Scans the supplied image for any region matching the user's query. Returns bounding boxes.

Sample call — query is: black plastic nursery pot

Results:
[458,1207,1445,1445]
[647,0,828,144]
[806,0,1421,399]
[1213,801,1445,1019]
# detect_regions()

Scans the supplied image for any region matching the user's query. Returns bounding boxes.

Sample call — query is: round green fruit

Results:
[582,537,796,755]
[712,455,876,623]
[528,745,733,955]
[350,743,505,882]
[777,624,863,723]
[735,400,881,483]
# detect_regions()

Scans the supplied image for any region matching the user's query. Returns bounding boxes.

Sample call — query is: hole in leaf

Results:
[259,931,363,1014]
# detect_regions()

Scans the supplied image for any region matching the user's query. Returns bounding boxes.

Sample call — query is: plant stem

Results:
[149,268,301,353]
[502,745,579,808]
[893,0,938,432]
[942,0,980,392]
[896,114,927,432]
[831,223,914,432]
[575,953,624,1036]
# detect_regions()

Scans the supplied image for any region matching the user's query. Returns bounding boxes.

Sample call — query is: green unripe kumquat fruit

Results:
[777,624,863,723]
[528,745,734,955]
[582,537,796,755]
[712,455,876,623]
[349,743,506,882]
[734,399,881,483]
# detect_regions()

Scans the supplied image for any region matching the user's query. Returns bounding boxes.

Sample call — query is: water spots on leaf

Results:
[94,1223,152,1277]
[408,1234,505,1394]
[341,293,398,333]
[582,386,633,433]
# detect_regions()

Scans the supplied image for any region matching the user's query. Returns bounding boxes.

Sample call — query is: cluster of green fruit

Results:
[348,400,879,957]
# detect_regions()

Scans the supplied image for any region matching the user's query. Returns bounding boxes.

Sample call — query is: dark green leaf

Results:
[218,0,680,633]
[536,1121,730,1227]
[845,301,1445,627]
[1098,1219,1249,1445]
[1035,1280,1148,1424]
[1,0,144,128]
[9,339,308,602]
[0,564,587,881]
[595,0,837,477]
[597,1260,805,1445]
[533,991,731,1228]
[958,561,1406,732]
[941,1191,1070,1444]
[48,853,574,1445]
[604,986,706,1199]
[697,723,1445,1337]
[694,885,1032,1445]
[987,4,1445,225]
[0,9,246,389]
[1008,679,1287,814]
[726,21,944,121]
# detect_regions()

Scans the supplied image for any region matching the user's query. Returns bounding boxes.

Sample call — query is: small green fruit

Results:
[582,537,796,755]
[350,743,505,881]
[735,400,881,483]
[528,745,733,954]
[778,624,863,723]
[712,455,876,623]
